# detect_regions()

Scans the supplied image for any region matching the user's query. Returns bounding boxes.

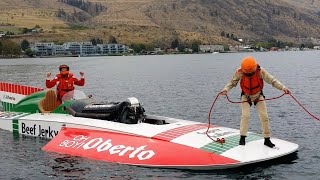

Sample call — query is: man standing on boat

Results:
[46,64,85,105]
[220,56,290,148]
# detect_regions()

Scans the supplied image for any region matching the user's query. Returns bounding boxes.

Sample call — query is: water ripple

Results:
[1,51,320,179]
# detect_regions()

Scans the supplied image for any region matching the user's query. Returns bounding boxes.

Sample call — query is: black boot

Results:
[239,136,246,145]
[264,137,275,148]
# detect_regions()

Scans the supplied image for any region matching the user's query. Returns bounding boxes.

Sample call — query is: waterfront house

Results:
[53,45,67,56]
[96,44,128,54]
[63,42,95,55]
[199,45,224,53]
[80,42,95,55]
[0,31,6,38]
[31,42,54,56]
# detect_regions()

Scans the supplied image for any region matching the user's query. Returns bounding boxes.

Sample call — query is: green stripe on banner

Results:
[12,113,30,135]
[200,133,264,154]
[12,124,19,130]
[1,102,15,112]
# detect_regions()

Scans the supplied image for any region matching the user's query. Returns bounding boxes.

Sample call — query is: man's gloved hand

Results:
[80,72,84,77]
[283,88,291,94]
[220,90,227,95]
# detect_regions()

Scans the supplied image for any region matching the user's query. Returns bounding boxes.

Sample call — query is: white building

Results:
[96,44,128,54]
[0,32,6,38]
[30,42,129,56]
[63,42,95,55]
[80,42,95,54]
[297,36,320,45]
[31,42,54,56]
[199,45,224,53]
[96,44,108,54]
[311,37,320,45]
[63,42,81,55]
[53,45,67,55]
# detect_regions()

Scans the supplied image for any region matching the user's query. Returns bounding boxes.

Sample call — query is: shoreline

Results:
[0,49,318,59]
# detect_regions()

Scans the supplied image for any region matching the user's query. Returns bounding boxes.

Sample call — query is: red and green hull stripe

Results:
[152,125,264,155]
[200,133,264,154]
[152,124,212,141]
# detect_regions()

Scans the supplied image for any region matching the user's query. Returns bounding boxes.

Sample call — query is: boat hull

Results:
[0,112,299,170]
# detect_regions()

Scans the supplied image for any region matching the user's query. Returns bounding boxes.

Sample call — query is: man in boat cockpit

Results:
[46,64,85,105]
[220,56,291,148]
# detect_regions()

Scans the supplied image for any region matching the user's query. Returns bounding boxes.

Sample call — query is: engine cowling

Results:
[66,97,145,124]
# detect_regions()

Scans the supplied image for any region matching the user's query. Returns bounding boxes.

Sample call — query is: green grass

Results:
[51,25,89,31]
[68,25,89,30]
[0,26,22,34]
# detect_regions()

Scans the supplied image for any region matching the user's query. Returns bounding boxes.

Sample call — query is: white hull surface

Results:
[0,112,298,170]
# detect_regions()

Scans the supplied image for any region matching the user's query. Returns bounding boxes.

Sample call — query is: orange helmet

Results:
[59,64,69,71]
[241,56,257,73]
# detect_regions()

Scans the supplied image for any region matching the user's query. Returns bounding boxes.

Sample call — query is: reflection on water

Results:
[0,51,320,179]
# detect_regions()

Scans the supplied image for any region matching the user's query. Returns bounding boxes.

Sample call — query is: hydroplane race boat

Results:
[0,82,298,170]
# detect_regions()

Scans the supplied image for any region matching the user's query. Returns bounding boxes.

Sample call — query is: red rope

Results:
[206,93,225,144]
[288,94,320,121]
[206,92,320,143]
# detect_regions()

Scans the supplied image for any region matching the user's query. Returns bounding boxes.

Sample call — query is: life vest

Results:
[56,73,75,92]
[239,65,264,95]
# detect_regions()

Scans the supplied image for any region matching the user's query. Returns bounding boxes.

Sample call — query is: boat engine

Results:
[65,97,145,124]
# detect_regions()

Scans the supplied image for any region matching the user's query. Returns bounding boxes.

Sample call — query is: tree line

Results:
[75,36,198,53]
[0,39,33,58]
[170,38,201,53]
[58,0,105,16]
[57,8,90,22]
[220,31,239,41]
[251,37,314,50]
[0,40,22,57]
[0,37,201,58]
[129,38,201,54]
[90,36,117,46]
[1,36,121,58]
[2,35,314,58]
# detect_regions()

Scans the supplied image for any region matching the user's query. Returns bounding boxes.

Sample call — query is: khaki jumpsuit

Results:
[223,67,286,138]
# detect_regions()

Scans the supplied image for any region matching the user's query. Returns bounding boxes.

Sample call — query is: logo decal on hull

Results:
[59,135,156,161]
[21,123,59,138]
[197,128,235,138]
[2,95,16,101]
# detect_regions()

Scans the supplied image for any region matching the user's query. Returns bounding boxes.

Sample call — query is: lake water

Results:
[0,51,320,179]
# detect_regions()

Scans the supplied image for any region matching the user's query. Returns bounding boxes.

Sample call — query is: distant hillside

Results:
[282,0,320,12]
[140,0,320,40]
[0,0,319,45]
